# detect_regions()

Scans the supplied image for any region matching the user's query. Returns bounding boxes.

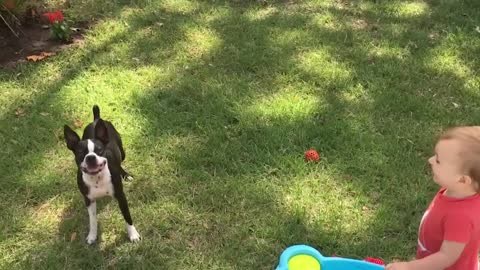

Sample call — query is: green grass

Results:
[1,0,480,268]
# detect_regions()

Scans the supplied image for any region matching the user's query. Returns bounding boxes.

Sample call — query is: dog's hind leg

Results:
[120,167,133,181]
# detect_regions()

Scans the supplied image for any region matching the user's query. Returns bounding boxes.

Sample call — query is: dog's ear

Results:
[95,119,109,144]
[64,125,80,151]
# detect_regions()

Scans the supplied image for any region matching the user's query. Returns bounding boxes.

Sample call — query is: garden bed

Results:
[0,5,86,67]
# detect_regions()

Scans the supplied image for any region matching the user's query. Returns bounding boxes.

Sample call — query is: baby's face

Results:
[428,139,465,189]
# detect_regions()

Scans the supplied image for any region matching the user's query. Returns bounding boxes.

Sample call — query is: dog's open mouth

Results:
[82,160,107,175]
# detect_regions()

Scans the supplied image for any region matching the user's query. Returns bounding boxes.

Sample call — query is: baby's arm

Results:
[386,240,466,270]
[387,211,474,270]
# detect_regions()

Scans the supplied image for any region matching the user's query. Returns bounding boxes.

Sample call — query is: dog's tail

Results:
[93,105,100,121]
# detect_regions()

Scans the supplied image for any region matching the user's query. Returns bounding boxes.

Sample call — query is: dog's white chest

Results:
[83,168,114,200]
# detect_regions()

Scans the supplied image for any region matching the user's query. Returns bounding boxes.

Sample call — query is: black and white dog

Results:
[64,105,140,244]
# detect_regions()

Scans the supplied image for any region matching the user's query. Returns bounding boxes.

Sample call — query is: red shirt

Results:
[417,188,480,270]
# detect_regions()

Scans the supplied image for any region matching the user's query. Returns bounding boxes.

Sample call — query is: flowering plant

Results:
[44,10,71,42]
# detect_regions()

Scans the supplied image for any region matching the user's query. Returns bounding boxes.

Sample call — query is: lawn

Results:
[1,0,479,269]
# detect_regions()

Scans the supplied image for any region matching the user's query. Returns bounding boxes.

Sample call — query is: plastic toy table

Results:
[276,245,385,270]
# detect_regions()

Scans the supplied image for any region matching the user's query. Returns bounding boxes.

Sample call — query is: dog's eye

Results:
[95,145,104,153]
[76,148,87,155]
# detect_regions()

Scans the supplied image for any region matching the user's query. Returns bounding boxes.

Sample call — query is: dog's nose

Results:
[85,155,97,166]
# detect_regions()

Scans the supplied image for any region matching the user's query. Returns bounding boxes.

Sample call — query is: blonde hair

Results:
[440,126,480,187]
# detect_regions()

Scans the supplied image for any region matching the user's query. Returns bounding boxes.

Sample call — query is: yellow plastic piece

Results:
[287,254,321,270]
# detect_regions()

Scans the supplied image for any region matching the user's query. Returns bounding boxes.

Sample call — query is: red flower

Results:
[55,11,64,22]
[44,10,65,23]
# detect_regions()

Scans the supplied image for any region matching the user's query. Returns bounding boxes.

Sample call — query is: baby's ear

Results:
[459,175,473,185]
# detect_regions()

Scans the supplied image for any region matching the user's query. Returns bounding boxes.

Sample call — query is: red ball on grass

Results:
[304,149,320,162]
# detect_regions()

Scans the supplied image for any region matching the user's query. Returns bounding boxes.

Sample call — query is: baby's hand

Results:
[385,261,410,270]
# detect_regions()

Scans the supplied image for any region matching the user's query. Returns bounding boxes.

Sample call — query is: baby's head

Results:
[429,126,480,193]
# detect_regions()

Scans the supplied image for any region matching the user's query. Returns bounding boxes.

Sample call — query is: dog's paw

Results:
[86,233,97,245]
[122,173,134,181]
[127,225,141,242]
[129,232,141,242]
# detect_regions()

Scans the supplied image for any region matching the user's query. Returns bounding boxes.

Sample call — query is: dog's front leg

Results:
[113,178,140,242]
[86,200,98,244]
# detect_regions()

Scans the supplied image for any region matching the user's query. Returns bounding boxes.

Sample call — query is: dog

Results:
[63,105,140,244]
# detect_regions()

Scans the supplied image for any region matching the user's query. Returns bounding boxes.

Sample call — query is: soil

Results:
[0,19,87,68]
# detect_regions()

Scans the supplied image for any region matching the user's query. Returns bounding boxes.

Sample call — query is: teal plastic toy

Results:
[276,245,385,270]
